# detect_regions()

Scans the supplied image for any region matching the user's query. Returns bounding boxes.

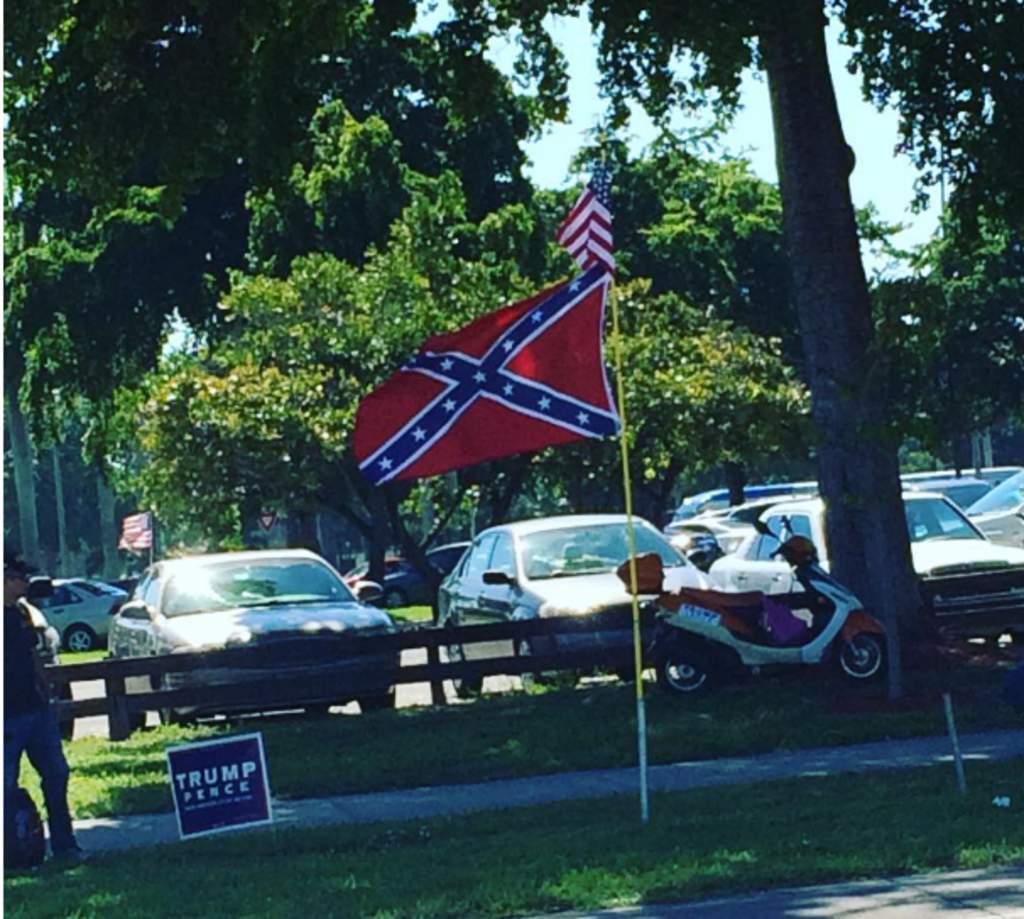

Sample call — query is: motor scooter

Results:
[621,518,885,695]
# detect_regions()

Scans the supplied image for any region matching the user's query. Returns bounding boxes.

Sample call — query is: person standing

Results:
[4,557,84,865]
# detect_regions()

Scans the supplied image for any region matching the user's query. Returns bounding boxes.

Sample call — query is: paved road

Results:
[68,648,519,739]
[525,867,1024,918]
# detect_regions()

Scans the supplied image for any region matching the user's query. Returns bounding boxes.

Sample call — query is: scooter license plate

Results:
[677,604,721,627]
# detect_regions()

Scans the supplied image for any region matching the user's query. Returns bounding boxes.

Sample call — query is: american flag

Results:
[119,512,153,551]
[555,166,614,275]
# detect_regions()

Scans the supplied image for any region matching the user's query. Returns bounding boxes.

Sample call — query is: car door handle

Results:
[735,574,748,583]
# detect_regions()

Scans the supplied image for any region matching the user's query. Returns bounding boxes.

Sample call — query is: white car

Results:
[709,493,1024,638]
[967,471,1024,549]
[36,578,130,652]
[438,514,708,693]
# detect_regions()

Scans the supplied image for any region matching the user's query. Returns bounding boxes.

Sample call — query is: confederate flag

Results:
[354,266,620,485]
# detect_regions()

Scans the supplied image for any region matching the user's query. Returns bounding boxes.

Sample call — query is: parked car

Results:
[904,476,992,511]
[35,578,129,652]
[666,496,809,557]
[345,542,471,608]
[708,493,1024,639]
[670,481,818,522]
[967,471,1024,549]
[438,514,708,693]
[108,549,398,723]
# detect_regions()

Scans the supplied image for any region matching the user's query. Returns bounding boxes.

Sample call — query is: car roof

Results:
[757,491,951,517]
[905,476,987,489]
[479,514,653,538]
[151,548,328,573]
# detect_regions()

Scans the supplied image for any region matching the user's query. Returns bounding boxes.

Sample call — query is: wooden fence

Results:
[46,610,652,740]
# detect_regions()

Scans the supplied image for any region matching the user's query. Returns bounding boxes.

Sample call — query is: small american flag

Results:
[119,512,153,551]
[555,166,614,275]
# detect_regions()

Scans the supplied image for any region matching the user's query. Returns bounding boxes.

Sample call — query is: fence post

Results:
[427,633,446,706]
[106,674,132,741]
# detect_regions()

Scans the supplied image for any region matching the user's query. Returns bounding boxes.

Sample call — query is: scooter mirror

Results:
[752,518,774,537]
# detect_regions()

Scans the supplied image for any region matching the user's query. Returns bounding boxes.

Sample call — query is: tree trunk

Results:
[96,474,120,577]
[6,392,42,568]
[51,445,68,575]
[761,0,923,698]
[723,461,746,507]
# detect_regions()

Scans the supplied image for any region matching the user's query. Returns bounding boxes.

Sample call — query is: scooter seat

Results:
[662,586,766,613]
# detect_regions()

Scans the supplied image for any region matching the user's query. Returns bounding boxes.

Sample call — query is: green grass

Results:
[386,604,434,624]
[60,650,108,665]
[6,760,1023,919]
[33,662,1021,819]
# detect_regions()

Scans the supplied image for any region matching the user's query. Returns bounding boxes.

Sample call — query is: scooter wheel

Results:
[656,641,715,696]
[838,633,884,680]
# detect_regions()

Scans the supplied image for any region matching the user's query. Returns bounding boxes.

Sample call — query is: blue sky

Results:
[480,13,941,274]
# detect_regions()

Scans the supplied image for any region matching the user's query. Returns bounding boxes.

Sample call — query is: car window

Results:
[464,535,498,580]
[967,471,1024,515]
[142,575,162,608]
[488,535,516,577]
[753,533,780,561]
[904,498,982,542]
[40,585,82,608]
[161,559,352,617]
[520,522,683,580]
[72,581,108,597]
[753,515,813,560]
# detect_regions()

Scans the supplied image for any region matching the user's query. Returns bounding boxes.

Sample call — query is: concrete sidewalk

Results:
[74,729,1024,853]
[527,866,1024,918]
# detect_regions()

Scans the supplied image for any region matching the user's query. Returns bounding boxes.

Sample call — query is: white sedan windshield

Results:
[904,498,982,543]
[162,560,352,617]
[520,523,684,580]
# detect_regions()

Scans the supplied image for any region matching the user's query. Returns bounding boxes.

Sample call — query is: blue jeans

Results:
[4,708,77,854]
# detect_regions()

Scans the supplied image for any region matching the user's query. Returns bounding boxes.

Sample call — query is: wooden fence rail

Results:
[46,610,654,740]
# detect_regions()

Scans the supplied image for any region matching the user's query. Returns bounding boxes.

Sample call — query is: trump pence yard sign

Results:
[166,733,272,839]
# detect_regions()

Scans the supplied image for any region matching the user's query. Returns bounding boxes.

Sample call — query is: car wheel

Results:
[383,588,408,609]
[517,639,575,692]
[356,689,396,713]
[63,625,97,653]
[838,633,884,680]
[446,643,482,698]
[655,639,716,696]
[156,677,189,726]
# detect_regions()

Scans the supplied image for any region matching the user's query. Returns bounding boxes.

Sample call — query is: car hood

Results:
[910,539,1024,577]
[159,601,394,650]
[531,565,707,616]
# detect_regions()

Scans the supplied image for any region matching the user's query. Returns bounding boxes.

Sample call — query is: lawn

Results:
[5,760,1023,919]
[31,656,1022,819]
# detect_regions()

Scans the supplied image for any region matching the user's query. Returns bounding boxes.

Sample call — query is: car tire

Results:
[517,639,575,692]
[446,643,482,698]
[655,638,717,696]
[383,588,408,609]
[156,677,189,726]
[837,633,884,680]
[356,689,396,713]
[63,624,97,653]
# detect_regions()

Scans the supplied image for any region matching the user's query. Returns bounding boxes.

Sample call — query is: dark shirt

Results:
[4,604,49,717]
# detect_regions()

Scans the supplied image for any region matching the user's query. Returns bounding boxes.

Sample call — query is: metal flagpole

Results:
[608,279,650,826]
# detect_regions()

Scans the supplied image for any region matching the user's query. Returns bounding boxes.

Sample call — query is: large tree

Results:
[449,0,1022,693]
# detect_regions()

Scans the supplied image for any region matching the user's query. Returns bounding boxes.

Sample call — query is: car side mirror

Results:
[355,580,384,605]
[482,569,515,586]
[117,599,152,621]
[25,576,54,601]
